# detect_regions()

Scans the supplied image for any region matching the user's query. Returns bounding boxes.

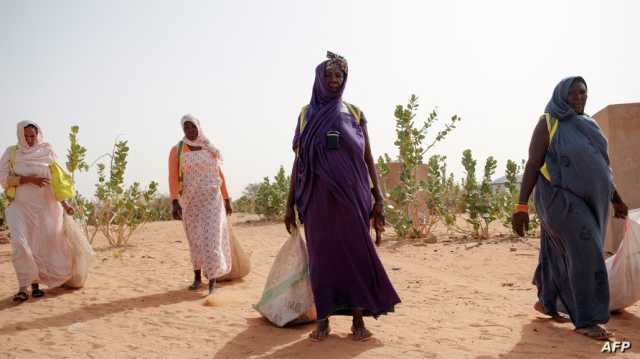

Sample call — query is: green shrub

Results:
[233,183,260,213]
[94,140,158,248]
[254,166,289,220]
[0,193,8,231]
[378,95,460,239]
[459,149,500,239]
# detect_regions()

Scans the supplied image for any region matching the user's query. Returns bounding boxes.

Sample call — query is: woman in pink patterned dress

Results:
[168,114,233,294]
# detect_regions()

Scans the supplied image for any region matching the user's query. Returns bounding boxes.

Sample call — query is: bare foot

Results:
[575,325,611,341]
[533,301,568,323]
[533,301,547,314]
[309,319,330,342]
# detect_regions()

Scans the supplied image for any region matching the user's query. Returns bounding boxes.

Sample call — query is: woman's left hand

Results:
[224,199,233,216]
[370,201,385,233]
[613,200,628,219]
[61,201,75,216]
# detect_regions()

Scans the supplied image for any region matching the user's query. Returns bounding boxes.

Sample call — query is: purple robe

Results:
[292,61,400,319]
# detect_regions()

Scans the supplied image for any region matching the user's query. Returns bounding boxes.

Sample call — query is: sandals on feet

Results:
[575,325,611,341]
[13,291,28,302]
[188,281,202,291]
[31,289,45,298]
[351,325,373,342]
[309,321,330,342]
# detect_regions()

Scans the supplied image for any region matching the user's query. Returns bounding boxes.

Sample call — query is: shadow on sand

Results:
[475,311,640,359]
[0,288,202,335]
[213,317,383,359]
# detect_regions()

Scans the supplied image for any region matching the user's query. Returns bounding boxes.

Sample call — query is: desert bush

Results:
[495,159,540,236]
[254,166,289,220]
[459,149,501,239]
[0,193,8,231]
[65,126,159,248]
[64,126,101,243]
[378,95,460,239]
[233,183,260,214]
[93,140,158,248]
[148,194,173,222]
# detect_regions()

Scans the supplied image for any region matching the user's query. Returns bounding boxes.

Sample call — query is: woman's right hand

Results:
[172,200,182,220]
[512,212,530,237]
[284,205,297,234]
[20,176,50,187]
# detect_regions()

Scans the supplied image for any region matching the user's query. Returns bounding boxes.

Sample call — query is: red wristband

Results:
[513,204,529,214]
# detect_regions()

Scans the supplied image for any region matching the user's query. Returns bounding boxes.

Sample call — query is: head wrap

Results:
[180,114,221,160]
[292,52,349,150]
[14,120,55,166]
[325,51,348,75]
[544,76,587,120]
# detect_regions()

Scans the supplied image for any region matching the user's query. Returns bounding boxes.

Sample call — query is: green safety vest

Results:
[297,101,363,134]
[539,112,559,182]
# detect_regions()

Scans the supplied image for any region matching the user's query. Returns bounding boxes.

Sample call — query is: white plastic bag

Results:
[63,214,96,288]
[607,209,640,311]
[253,228,316,327]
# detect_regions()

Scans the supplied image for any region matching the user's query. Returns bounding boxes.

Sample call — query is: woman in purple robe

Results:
[284,52,401,342]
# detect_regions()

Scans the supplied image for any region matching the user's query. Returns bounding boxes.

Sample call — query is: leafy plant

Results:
[378,95,461,239]
[148,194,173,222]
[254,166,289,220]
[424,155,459,230]
[64,126,100,243]
[496,159,521,230]
[0,192,8,231]
[93,140,158,248]
[233,183,260,214]
[460,149,500,239]
[66,126,89,178]
[494,159,540,237]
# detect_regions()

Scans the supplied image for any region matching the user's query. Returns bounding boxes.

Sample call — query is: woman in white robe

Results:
[0,121,75,302]
[168,115,233,294]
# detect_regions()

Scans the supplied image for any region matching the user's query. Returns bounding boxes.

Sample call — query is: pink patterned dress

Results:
[179,149,231,279]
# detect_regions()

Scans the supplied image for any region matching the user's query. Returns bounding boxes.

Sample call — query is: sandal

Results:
[12,291,29,302]
[31,289,45,298]
[309,320,331,342]
[188,280,202,291]
[351,325,373,342]
[575,325,611,341]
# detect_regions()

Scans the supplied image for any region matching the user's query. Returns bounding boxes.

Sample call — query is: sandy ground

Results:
[1,214,639,359]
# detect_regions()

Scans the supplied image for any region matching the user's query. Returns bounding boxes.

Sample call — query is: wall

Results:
[593,103,640,255]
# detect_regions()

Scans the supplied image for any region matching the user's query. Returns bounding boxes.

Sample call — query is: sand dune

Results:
[1,214,639,358]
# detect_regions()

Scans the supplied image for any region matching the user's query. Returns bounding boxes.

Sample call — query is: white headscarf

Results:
[15,120,56,166]
[180,114,221,160]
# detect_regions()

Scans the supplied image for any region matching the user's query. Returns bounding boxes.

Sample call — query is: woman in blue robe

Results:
[513,76,628,340]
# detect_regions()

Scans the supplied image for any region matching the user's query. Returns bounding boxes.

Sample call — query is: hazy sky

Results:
[2,1,638,198]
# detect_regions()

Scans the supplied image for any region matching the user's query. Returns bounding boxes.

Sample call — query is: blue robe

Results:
[534,77,613,328]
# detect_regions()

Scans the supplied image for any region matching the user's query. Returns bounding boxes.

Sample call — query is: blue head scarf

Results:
[545,76,587,120]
